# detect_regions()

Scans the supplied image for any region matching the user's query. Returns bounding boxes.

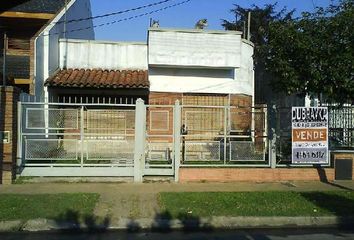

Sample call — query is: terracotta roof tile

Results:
[45,69,149,89]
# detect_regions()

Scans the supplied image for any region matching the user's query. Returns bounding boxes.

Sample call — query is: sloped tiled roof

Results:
[1,0,66,14]
[45,69,150,89]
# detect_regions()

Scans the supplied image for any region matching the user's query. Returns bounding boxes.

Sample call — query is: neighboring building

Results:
[0,0,94,97]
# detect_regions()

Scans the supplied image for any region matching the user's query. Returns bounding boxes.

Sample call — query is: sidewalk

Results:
[0,180,353,231]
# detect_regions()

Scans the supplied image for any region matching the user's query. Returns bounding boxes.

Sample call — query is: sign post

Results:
[292,107,329,164]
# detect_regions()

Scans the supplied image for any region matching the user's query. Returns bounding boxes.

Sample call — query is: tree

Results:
[222,1,354,104]
[222,4,294,104]
[266,0,354,103]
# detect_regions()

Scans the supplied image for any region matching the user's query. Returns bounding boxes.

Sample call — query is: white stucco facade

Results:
[59,39,148,70]
[148,28,254,97]
[149,28,242,68]
[40,25,254,101]
[35,0,94,100]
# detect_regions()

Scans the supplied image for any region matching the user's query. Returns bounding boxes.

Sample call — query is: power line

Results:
[52,0,176,25]
[43,0,192,37]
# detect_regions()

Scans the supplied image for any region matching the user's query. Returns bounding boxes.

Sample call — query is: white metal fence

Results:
[17,99,270,180]
[181,105,268,166]
[19,101,137,177]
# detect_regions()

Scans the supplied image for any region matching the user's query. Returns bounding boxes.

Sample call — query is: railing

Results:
[275,105,354,166]
[145,105,175,173]
[20,102,136,168]
[180,105,269,167]
[328,106,354,150]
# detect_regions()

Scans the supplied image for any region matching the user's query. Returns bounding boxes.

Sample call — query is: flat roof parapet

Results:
[148,27,242,35]
[59,38,147,46]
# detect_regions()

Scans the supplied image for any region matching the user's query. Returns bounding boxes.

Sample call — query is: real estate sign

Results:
[292,107,329,164]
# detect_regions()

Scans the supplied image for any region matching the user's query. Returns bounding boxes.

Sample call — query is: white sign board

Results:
[292,107,329,164]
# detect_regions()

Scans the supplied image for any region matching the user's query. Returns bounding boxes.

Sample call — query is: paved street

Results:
[1,228,354,240]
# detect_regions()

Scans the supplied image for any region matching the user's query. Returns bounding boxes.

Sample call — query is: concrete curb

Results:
[0,216,353,232]
[0,220,23,232]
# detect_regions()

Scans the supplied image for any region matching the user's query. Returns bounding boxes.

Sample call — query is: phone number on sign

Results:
[295,150,326,159]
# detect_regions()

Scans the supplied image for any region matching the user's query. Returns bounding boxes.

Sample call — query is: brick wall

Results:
[0,86,20,184]
[148,92,254,137]
[179,167,335,182]
[149,92,253,107]
[149,92,183,105]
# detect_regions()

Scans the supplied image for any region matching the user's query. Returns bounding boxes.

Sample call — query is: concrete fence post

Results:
[268,104,277,169]
[270,128,277,168]
[134,98,146,182]
[80,106,84,167]
[16,101,22,169]
[173,100,181,182]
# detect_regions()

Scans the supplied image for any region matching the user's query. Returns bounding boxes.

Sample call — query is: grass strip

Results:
[159,191,354,219]
[0,193,99,221]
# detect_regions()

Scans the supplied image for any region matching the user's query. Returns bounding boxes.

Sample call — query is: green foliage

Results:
[222,3,294,62]
[222,0,354,103]
[159,191,354,218]
[267,0,354,103]
[0,193,99,221]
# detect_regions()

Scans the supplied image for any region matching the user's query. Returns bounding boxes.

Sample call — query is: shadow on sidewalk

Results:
[54,209,110,233]
[314,165,353,191]
[125,210,214,233]
[300,191,354,228]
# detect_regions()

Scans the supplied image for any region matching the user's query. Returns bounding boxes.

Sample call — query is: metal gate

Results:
[144,104,177,176]
[18,101,137,177]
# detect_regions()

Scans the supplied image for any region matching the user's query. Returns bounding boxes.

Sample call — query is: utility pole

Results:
[2,32,7,87]
[235,13,238,31]
[247,11,251,41]
[243,21,246,39]
[63,0,68,38]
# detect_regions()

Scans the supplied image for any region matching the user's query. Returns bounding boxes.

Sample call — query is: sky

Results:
[90,0,338,42]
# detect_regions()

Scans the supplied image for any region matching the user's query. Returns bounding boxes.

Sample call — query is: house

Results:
[1,5,353,183]
[42,27,260,165]
[1,23,265,182]
[43,27,256,137]
[0,0,94,98]
[148,28,254,107]
[44,27,254,106]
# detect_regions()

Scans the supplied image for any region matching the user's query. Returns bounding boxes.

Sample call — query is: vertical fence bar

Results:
[16,102,22,168]
[134,99,146,182]
[223,106,227,164]
[269,104,277,168]
[270,129,277,168]
[80,106,84,167]
[174,100,181,182]
[264,105,268,158]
